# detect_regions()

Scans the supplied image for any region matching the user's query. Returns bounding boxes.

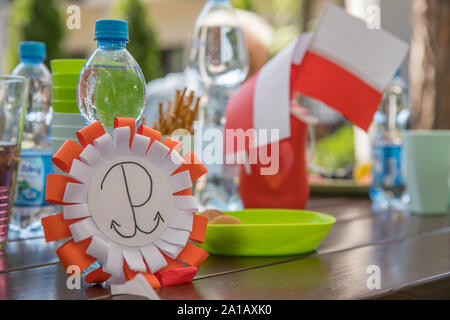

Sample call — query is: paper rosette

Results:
[42,118,209,288]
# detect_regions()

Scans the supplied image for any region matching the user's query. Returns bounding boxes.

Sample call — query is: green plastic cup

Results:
[52,100,79,113]
[50,59,86,74]
[52,112,84,127]
[52,87,76,101]
[52,73,80,88]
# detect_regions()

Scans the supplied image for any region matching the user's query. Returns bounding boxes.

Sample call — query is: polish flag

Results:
[225,3,409,153]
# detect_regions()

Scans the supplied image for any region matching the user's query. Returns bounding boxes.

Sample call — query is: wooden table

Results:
[1,197,449,300]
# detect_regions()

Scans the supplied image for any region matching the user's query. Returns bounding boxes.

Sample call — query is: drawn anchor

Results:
[101,162,164,239]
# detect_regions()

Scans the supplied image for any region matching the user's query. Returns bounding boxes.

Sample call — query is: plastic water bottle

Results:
[11,41,55,235]
[77,20,146,130]
[188,0,248,210]
[370,70,410,211]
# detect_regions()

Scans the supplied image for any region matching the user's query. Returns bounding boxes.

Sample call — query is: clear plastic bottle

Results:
[187,0,248,210]
[11,41,55,235]
[370,70,410,211]
[77,20,146,130]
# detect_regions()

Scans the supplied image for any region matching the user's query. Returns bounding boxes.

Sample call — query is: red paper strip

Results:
[162,137,182,152]
[173,151,208,183]
[177,242,209,267]
[156,266,197,287]
[45,174,80,205]
[76,121,106,147]
[114,117,136,147]
[52,140,83,173]
[189,215,208,244]
[41,212,83,242]
[85,266,111,283]
[137,124,162,146]
[56,238,95,272]
[123,263,161,289]
[173,189,193,196]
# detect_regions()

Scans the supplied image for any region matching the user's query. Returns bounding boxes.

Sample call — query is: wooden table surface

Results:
[1,197,449,300]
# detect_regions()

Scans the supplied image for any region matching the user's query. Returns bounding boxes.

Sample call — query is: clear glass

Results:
[187,0,248,211]
[188,0,248,88]
[77,41,146,130]
[0,76,27,249]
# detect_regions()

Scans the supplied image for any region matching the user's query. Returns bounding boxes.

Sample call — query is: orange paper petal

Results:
[85,266,111,283]
[41,212,83,242]
[173,151,208,182]
[52,140,83,173]
[162,137,182,152]
[189,215,208,244]
[123,263,160,289]
[173,189,193,196]
[114,117,135,147]
[45,174,80,205]
[177,242,209,267]
[56,238,95,272]
[76,121,105,147]
[137,124,162,145]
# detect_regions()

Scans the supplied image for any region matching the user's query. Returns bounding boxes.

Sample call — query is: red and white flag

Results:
[225,2,409,153]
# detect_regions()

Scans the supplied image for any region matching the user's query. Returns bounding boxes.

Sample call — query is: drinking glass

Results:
[0,75,27,249]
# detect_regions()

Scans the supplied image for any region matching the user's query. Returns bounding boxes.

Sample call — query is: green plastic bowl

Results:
[52,73,80,88]
[52,87,76,101]
[200,209,335,256]
[52,100,79,113]
[50,59,86,74]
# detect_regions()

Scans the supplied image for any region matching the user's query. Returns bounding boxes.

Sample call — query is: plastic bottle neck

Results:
[20,58,44,65]
[97,40,127,50]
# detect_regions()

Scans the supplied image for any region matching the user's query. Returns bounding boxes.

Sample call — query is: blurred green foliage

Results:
[6,0,64,72]
[231,0,255,11]
[113,0,163,82]
[312,125,355,169]
[232,0,302,55]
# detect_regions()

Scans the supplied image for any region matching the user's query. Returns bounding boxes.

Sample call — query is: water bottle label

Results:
[14,151,54,207]
[372,145,403,187]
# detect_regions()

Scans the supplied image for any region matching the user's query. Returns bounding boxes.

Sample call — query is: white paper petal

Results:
[159,227,190,246]
[63,203,91,219]
[160,150,185,176]
[106,271,125,285]
[104,242,124,278]
[93,133,115,160]
[168,170,192,193]
[69,159,95,184]
[69,217,97,242]
[174,195,199,211]
[153,239,184,259]
[131,134,150,158]
[146,140,170,167]
[122,246,147,273]
[86,235,109,262]
[110,274,160,300]
[140,243,168,273]
[114,126,132,156]
[79,144,107,170]
[63,183,88,203]
[169,209,194,232]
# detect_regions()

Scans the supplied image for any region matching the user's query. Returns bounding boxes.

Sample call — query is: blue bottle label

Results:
[14,150,54,207]
[372,144,403,187]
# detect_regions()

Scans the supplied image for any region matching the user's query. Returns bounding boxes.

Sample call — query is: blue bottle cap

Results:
[95,19,129,41]
[19,41,46,62]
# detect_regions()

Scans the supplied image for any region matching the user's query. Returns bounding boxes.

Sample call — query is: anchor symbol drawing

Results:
[101,162,165,239]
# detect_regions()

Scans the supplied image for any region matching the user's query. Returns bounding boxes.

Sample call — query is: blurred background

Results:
[0,0,447,189]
